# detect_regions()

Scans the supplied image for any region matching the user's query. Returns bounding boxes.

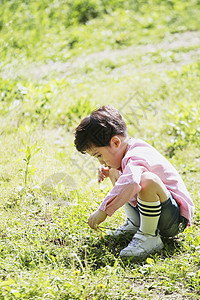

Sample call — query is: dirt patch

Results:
[72,30,200,64]
[2,30,200,81]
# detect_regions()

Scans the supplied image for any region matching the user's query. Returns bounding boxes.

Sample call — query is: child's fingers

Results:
[98,165,107,182]
[98,171,103,183]
[88,218,98,230]
[99,165,110,177]
[101,166,111,172]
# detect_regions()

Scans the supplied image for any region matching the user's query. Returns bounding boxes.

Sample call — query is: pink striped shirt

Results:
[99,138,194,225]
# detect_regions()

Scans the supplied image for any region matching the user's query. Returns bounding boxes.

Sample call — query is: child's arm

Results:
[99,164,146,216]
[87,166,120,231]
[88,209,107,230]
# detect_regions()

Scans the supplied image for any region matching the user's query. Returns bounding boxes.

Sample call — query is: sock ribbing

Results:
[137,198,161,235]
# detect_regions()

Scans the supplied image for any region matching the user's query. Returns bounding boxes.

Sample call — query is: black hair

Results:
[74,105,127,153]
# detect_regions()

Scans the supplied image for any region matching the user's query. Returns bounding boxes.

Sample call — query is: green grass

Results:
[0,0,200,299]
[1,0,200,63]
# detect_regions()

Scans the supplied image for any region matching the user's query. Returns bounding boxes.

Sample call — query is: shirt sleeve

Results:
[99,162,147,216]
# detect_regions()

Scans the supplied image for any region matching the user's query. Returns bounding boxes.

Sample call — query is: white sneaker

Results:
[120,231,164,258]
[107,218,139,237]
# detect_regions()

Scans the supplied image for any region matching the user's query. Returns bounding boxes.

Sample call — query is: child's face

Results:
[87,136,127,169]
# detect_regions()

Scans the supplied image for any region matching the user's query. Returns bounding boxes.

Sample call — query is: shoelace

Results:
[128,236,142,247]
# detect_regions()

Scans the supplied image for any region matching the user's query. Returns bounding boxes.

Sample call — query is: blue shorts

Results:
[158,193,188,237]
[132,193,188,237]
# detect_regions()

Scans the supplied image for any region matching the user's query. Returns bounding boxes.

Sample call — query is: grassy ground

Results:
[0,1,200,299]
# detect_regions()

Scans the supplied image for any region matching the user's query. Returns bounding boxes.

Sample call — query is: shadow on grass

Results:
[76,234,183,270]
[77,233,132,270]
[161,236,182,258]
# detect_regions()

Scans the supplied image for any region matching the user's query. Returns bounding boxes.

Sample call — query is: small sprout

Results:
[19,141,41,187]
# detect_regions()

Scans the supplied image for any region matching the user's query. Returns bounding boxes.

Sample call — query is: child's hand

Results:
[98,165,121,185]
[88,209,107,230]
[98,165,111,183]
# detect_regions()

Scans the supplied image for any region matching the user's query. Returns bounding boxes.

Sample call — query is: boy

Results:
[74,105,194,258]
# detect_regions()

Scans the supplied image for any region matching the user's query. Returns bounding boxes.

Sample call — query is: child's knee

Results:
[140,172,160,191]
[139,172,169,202]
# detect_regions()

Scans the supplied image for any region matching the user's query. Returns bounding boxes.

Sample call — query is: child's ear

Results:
[110,136,121,148]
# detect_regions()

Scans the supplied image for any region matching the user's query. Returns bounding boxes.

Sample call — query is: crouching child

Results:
[74,105,194,258]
